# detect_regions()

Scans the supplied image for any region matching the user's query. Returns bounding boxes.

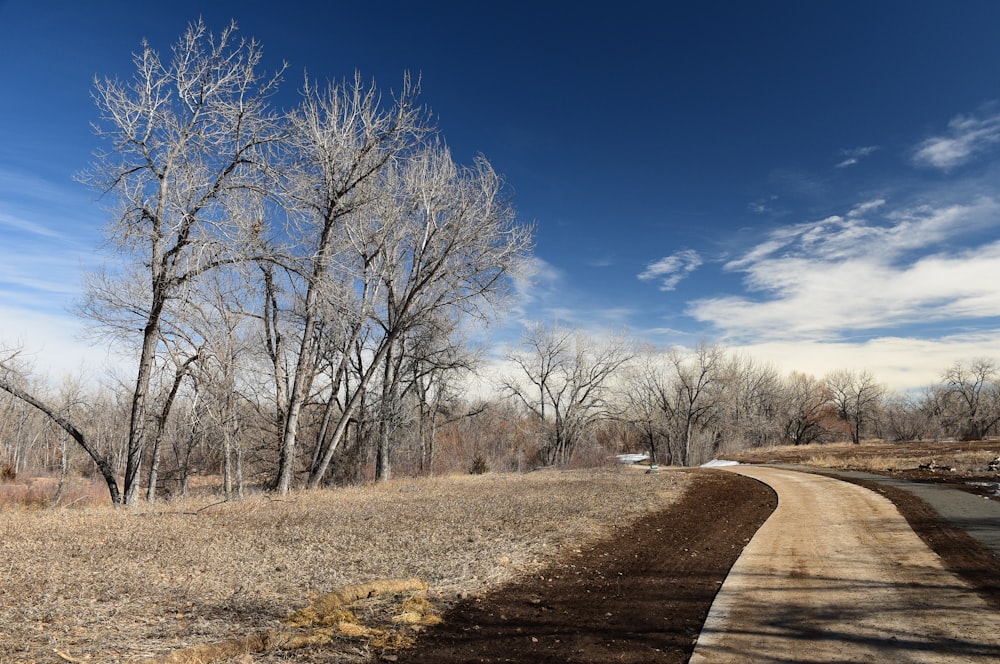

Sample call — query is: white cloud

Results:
[736,332,1000,393]
[847,199,885,217]
[835,145,879,169]
[503,255,635,339]
[0,304,122,385]
[913,110,1000,170]
[510,255,563,311]
[638,249,702,291]
[689,197,1000,342]
[0,169,114,382]
[748,195,779,214]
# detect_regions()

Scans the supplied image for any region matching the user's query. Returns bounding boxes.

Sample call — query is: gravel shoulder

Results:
[691,466,1000,663]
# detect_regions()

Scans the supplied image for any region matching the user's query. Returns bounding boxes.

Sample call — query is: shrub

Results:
[468,455,489,475]
[0,463,15,482]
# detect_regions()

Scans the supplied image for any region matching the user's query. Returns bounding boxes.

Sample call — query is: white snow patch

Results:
[615,453,650,464]
[701,459,741,467]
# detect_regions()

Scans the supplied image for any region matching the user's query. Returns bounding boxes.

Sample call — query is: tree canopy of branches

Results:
[502,324,633,466]
[940,359,1000,441]
[75,19,284,503]
[69,20,529,501]
[826,369,885,445]
[266,81,531,494]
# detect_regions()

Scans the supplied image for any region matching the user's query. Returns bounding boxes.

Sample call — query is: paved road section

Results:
[690,466,1000,663]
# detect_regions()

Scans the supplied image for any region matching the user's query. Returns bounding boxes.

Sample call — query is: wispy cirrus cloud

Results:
[638,249,702,291]
[689,197,1000,341]
[835,145,879,168]
[507,255,635,335]
[748,194,779,214]
[913,109,1000,170]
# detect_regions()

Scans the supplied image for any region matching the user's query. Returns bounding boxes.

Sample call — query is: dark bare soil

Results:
[377,462,1000,664]
[385,470,777,664]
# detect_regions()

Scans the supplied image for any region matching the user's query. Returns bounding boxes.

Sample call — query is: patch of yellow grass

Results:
[286,578,427,627]
[156,578,435,663]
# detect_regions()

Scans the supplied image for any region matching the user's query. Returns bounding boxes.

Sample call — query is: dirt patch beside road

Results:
[388,470,776,663]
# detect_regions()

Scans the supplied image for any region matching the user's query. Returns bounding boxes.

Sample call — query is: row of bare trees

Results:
[499,326,1000,467]
[4,323,1000,504]
[1,19,531,504]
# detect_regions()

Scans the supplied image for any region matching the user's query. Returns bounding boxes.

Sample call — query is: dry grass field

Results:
[6,439,997,662]
[0,467,689,663]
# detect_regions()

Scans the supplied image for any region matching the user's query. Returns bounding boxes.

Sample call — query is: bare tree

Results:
[0,350,122,503]
[268,73,428,494]
[0,359,51,476]
[662,342,727,466]
[405,321,480,473]
[301,141,531,488]
[826,369,885,445]
[76,19,284,503]
[503,324,633,466]
[716,353,784,453]
[940,358,1000,441]
[623,348,677,465]
[778,372,832,446]
[881,393,933,442]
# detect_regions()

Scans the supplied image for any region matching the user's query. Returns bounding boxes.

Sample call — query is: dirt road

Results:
[690,466,1000,663]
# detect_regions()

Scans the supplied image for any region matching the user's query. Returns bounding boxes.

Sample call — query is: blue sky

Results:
[3,1,1000,390]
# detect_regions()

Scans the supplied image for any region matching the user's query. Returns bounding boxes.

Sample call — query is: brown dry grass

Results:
[0,467,688,663]
[729,439,1000,473]
[803,449,999,473]
[0,475,108,510]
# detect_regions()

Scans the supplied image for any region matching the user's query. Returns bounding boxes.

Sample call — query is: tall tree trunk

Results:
[146,436,162,502]
[376,338,402,483]
[125,320,160,504]
[308,332,398,488]
[223,426,234,498]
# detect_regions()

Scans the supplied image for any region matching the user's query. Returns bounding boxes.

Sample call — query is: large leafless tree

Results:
[940,358,1000,441]
[302,144,531,488]
[76,19,283,503]
[266,73,429,494]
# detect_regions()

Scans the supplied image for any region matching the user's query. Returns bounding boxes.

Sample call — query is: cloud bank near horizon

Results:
[688,196,1000,343]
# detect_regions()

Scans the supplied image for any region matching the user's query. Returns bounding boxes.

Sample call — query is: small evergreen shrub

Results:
[468,455,489,475]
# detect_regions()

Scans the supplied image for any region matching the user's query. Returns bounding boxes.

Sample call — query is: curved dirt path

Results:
[691,466,1000,663]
